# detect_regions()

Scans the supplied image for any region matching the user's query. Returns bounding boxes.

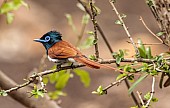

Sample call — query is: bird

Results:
[34,31,117,70]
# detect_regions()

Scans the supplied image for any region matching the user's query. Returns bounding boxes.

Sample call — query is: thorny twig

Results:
[89,0,100,59]
[109,0,140,57]
[103,75,128,92]
[127,41,163,45]
[77,0,114,54]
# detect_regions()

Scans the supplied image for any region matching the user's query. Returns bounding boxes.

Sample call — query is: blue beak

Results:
[34,39,46,43]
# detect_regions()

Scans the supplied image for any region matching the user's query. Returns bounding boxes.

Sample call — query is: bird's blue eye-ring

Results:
[45,36,50,42]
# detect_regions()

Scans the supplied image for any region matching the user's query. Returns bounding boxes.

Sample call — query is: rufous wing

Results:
[48,41,79,59]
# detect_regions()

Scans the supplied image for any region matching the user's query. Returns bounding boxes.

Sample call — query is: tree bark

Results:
[0,71,60,108]
[148,0,170,45]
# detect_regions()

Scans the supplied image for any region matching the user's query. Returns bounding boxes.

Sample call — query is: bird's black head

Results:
[34,31,62,50]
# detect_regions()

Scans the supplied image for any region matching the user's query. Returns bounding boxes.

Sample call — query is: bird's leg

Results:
[56,63,62,70]
[70,62,74,69]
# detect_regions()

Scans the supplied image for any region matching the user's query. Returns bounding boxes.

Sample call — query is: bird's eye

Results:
[45,36,50,42]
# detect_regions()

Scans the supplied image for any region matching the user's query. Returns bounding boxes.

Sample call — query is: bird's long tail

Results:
[74,56,117,70]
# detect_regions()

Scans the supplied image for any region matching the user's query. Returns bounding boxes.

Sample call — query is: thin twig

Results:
[145,76,156,107]
[109,0,140,57]
[89,0,99,59]
[109,1,141,106]
[77,0,114,54]
[139,16,164,44]
[136,91,144,106]
[103,75,128,92]
[39,76,45,90]
[126,41,163,45]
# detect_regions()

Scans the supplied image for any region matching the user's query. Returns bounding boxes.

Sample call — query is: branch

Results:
[145,76,156,107]
[102,75,128,92]
[89,0,100,59]
[109,0,140,56]
[0,71,60,108]
[136,91,145,106]
[139,16,165,45]
[0,58,157,93]
[77,0,114,54]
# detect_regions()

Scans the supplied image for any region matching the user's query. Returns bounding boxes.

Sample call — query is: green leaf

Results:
[6,12,14,24]
[121,14,127,18]
[128,75,135,82]
[81,14,90,24]
[146,47,152,59]
[144,92,151,100]
[115,20,123,25]
[55,73,70,90]
[89,55,97,61]
[156,32,165,37]
[150,70,158,75]
[123,65,133,72]
[37,90,44,97]
[138,39,146,58]
[128,74,148,94]
[0,90,8,96]
[31,85,45,98]
[152,97,158,102]
[112,49,125,64]
[144,92,158,102]
[79,36,95,49]
[73,69,91,87]
[146,0,155,7]
[116,73,127,81]
[116,56,121,64]
[119,49,124,58]
[92,85,106,95]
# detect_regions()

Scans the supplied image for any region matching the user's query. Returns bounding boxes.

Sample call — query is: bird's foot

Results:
[56,64,62,70]
[70,63,74,69]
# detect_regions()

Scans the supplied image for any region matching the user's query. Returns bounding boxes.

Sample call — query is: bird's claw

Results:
[70,63,74,69]
[56,64,62,70]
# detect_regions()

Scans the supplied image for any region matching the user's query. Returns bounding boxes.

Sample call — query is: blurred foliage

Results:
[43,65,91,100]
[0,0,28,24]
[79,35,95,49]
[73,68,91,87]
